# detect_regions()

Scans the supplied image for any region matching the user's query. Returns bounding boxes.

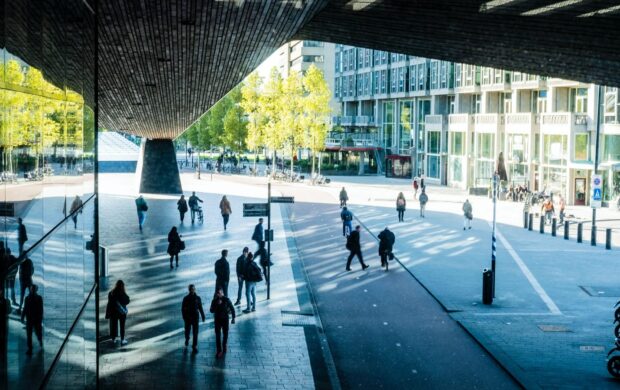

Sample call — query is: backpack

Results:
[345,235,352,250]
[397,198,405,207]
[249,263,263,282]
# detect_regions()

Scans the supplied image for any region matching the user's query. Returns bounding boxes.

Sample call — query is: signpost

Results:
[591,174,602,209]
[243,184,294,300]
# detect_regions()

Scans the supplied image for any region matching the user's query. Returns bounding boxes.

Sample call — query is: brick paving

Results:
[97,173,315,389]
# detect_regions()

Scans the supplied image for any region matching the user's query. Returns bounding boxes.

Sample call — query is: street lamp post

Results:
[491,172,499,297]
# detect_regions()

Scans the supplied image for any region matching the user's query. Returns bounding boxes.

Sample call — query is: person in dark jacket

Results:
[340,207,353,236]
[243,252,262,313]
[4,249,18,306]
[21,284,43,355]
[167,226,183,269]
[177,195,188,223]
[214,250,230,297]
[188,192,203,224]
[105,280,130,345]
[135,195,148,230]
[234,247,249,306]
[346,226,369,271]
[377,227,396,269]
[251,218,265,264]
[210,287,235,358]
[18,257,34,312]
[17,218,28,255]
[181,284,206,353]
[339,187,348,208]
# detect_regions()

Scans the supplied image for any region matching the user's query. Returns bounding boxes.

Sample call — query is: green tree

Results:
[302,64,332,175]
[241,72,264,168]
[281,70,305,173]
[260,67,286,169]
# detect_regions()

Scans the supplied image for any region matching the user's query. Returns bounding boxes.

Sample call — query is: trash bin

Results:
[482,268,493,305]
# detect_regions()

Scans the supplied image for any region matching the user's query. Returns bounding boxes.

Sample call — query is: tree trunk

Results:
[311,150,315,176]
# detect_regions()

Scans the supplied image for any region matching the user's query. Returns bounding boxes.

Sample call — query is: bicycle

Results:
[192,206,204,224]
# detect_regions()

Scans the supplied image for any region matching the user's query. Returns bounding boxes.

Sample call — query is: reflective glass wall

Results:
[0,0,96,388]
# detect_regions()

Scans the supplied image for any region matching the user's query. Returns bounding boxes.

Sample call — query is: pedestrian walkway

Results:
[97,174,315,389]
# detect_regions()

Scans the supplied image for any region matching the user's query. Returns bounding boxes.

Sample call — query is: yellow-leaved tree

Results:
[302,64,331,176]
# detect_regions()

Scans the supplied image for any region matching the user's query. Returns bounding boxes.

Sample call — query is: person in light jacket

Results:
[462,199,473,230]
[219,196,232,230]
[396,192,406,222]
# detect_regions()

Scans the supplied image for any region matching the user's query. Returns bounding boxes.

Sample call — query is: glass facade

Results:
[506,134,529,185]
[475,133,494,186]
[0,1,96,388]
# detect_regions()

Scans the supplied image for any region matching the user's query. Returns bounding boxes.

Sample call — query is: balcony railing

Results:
[325,131,379,148]
[505,113,539,133]
[355,115,375,126]
[448,113,471,125]
[540,112,589,131]
[341,116,354,126]
[425,115,445,131]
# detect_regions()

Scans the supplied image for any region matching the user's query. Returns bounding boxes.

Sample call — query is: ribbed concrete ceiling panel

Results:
[98,0,329,139]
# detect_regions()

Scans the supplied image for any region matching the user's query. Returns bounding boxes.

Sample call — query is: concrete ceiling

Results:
[5,1,620,139]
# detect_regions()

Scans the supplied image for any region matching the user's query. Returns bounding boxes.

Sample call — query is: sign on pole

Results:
[243,203,269,217]
[270,196,294,203]
[591,174,602,209]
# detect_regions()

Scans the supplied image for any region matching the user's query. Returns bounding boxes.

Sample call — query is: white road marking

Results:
[492,225,562,315]
[473,312,562,316]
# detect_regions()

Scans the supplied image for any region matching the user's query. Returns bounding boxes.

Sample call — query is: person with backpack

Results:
[340,206,353,236]
[346,225,369,271]
[419,189,428,218]
[18,257,34,312]
[105,280,130,346]
[181,284,206,354]
[377,227,395,269]
[167,226,183,269]
[396,192,407,222]
[462,199,473,230]
[412,177,419,199]
[21,284,43,355]
[339,187,349,208]
[177,195,188,223]
[243,252,262,313]
[135,195,148,230]
[210,287,235,358]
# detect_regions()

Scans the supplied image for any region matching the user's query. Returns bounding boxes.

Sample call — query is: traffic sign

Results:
[591,174,602,209]
[270,196,294,203]
[243,203,269,217]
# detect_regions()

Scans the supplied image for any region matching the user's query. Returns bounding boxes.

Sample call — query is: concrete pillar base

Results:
[137,139,182,194]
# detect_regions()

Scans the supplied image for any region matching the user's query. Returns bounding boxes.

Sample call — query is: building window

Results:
[303,40,324,47]
[418,64,425,91]
[399,100,413,155]
[390,69,397,93]
[570,88,588,113]
[543,134,568,166]
[409,65,417,91]
[373,71,380,95]
[448,96,456,114]
[381,70,387,94]
[604,87,619,124]
[604,135,620,161]
[383,101,395,151]
[302,55,324,63]
[451,132,464,156]
[574,133,589,161]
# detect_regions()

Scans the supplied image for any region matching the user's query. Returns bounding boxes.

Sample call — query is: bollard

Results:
[523,211,529,229]
[551,218,557,237]
[591,226,597,246]
[539,216,545,234]
[564,221,569,240]
[577,223,583,243]
[606,228,612,250]
[528,213,534,231]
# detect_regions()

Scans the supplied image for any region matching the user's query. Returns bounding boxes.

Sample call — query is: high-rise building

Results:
[331,44,620,206]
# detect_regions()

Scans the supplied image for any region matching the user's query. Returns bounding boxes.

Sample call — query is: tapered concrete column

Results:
[136,139,182,194]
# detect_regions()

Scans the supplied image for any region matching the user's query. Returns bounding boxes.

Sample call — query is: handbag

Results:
[388,252,394,260]
[179,240,186,251]
[115,301,128,316]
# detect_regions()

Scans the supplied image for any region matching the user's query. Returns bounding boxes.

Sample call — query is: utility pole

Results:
[267,182,271,299]
[491,172,499,297]
[592,85,603,225]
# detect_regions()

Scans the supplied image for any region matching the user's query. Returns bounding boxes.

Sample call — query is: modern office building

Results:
[332,44,620,206]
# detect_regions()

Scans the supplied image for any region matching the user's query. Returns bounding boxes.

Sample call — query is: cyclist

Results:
[340,207,353,237]
[188,192,204,224]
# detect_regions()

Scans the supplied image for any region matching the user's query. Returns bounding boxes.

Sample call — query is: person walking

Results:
[377,227,395,269]
[215,250,230,297]
[345,225,369,271]
[17,218,28,255]
[135,195,148,230]
[396,192,406,222]
[69,195,83,229]
[167,226,183,269]
[219,196,232,230]
[252,218,266,266]
[420,174,426,190]
[188,192,203,224]
[105,280,130,346]
[557,195,566,224]
[243,252,262,313]
[18,257,34,312]
[181,284,206,353]
[210,287,235,358]
[20,284,43,355]
[462,199,473,230]
[177,195,188,223]
[541,197,554,224]
[419,189,428,218]
[234,247,249,306]
[340,206,353,236]
[412,177,419,199]
[339,187,349,208]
